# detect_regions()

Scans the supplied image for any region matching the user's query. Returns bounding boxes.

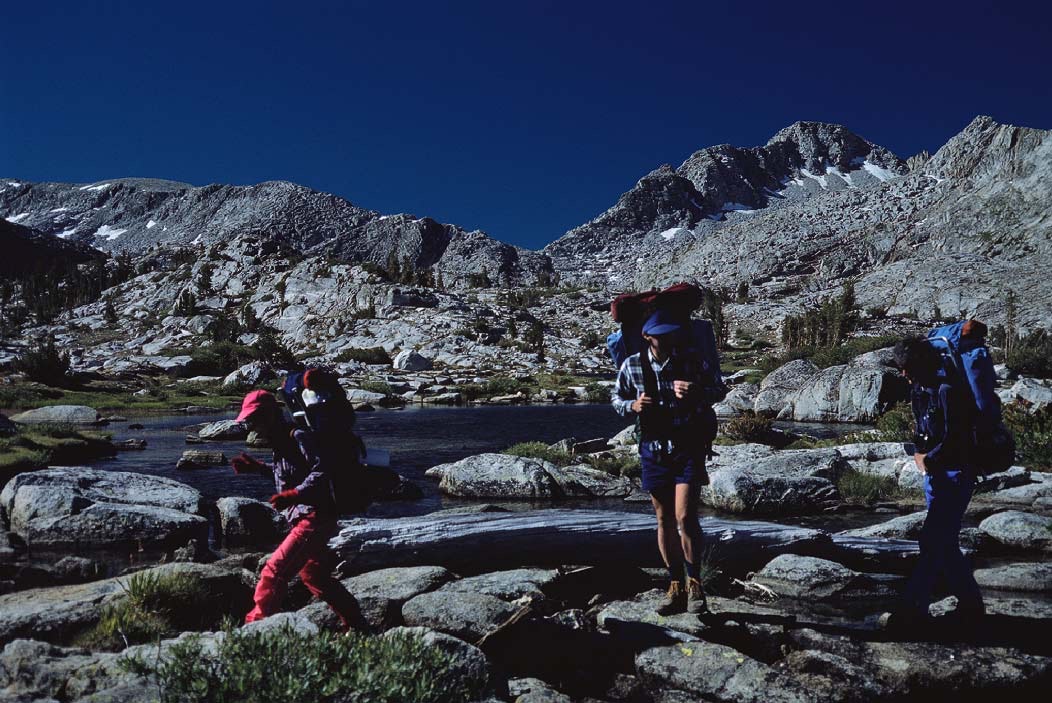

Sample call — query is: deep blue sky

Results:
[3,1,1050,250]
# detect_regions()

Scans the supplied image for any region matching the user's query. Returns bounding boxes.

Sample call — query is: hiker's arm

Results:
[289,432,332,506]
[612,361,637,416]
[922,386,967,473]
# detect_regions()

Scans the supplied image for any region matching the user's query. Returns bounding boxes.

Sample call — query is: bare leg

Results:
[675,482,703,567]
[651,486,683,576]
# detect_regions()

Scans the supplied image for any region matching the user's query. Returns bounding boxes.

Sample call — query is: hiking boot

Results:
[686,577,708,614]
[656,581,686,616]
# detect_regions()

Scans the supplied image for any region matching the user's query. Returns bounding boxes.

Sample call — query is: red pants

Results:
[244,514,363,629]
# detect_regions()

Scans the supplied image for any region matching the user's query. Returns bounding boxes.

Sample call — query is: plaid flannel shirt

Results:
[612,349,725,449]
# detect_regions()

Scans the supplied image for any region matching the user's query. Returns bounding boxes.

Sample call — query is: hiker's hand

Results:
[269,489,299,510]
[632,393,653,413]
[231,453,266,475]
[673,380,694,399]
[913,453,927,475]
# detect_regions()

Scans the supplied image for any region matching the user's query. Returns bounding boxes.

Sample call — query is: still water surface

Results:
[92,404,864,519]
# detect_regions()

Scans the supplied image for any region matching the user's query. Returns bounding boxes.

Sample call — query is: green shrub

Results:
[504,441,571,466]
[809,336,899,368]
[486,376,528,396]
[15,335,70,386]
[584,381,609,403]
[587,452,641,479]
[837,470,906,506]
[873,402,915,442]
[120,625,484,703]
[579,331,603,349]
[360,380,393,396]
[334,347,392,365]
[79,571,213,650]
[1004,404,1052,470]
[1005,330,1052,378]
[722,413,774,443]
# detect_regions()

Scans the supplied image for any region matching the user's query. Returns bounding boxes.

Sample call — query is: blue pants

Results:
[902,471,984,614]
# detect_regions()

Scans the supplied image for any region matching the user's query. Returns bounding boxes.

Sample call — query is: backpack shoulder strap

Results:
[639,349,659,399]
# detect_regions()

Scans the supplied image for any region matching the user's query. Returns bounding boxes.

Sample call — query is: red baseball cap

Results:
[235,390,277,423]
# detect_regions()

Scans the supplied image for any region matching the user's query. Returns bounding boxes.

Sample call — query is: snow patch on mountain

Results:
[95,224,127,241]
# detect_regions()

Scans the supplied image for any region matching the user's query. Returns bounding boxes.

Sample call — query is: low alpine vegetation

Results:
[120,625,485,703]
[78,570,216,650]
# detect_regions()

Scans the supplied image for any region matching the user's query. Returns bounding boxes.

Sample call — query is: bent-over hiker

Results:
[886,336,985,629]
[613,309,726,615]
[231,389,368,630]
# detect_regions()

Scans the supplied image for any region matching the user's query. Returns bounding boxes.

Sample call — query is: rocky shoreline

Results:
[2,406,1051,702]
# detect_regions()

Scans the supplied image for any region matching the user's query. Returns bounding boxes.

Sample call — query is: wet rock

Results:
[837,511,926,540]
[0,562,252,646]
[974,562,1052,592]
[979,478,1052,507]
[609,424,637,448]
[550,464,635,498]
[1001,378,1052,413]
[345,389,388,404]
[215,497,287,547]
[930,594,1052,622]
[393,349,433,371]
[636,640,814,703]
[754,359,820,418]
[243,611,319,635]
[0,638,149,702]
[787,361,906,423]
[715,382,758,418]
[436,568,560,602]
[1,468,205,551]
[787,627,1052,696]
[572,438,610,454]
[974,466,1033,494]
[9,405,99,425]
[197,420,247,441]
[222,361,273,389]
[0,414,17,436]
[979,510,1052,552]
[703,445,847,515]
[749,554,895,602]
[509,677,573,703]
[176,449,227,470]
[384,626,492,694]
[401,590,518,642]
[432,454,561,499]
[114,438,147,451]
[302,565,455,631]
[835,442,907,480]
[422,391,461,405]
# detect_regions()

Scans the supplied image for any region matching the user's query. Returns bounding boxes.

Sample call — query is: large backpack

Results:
[606,283,726,453]
[279,368,373,513]
[927,320,1015,475]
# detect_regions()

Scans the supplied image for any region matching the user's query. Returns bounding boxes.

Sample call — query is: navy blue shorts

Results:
[640,444,708,493]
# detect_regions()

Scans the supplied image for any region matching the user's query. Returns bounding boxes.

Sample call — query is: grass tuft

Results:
[119,624,486,703]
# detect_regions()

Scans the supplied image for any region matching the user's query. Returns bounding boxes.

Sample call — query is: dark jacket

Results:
[267,428,338,522]
[911,381,974,474]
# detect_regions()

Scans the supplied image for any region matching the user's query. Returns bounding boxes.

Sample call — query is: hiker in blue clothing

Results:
[613,309,726,616]
[887,336,985,629]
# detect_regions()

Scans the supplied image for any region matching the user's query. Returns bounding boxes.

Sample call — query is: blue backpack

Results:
[927,320,1015,475]
[606,283,726,452]
[280,368,372,512]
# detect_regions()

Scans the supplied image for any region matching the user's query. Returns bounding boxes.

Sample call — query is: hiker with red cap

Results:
[611,292,727,617]
[231,388,367,631]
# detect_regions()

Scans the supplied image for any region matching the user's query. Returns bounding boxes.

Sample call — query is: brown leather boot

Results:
[686,577,708,614]
[656,581,687,615]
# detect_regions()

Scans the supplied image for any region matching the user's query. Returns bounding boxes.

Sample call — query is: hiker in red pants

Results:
[231,390,367,631]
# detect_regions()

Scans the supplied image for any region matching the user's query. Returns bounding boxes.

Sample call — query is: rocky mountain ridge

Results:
[543,120,907,283]
[543,116,1051,334]
[0,178,553,289]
